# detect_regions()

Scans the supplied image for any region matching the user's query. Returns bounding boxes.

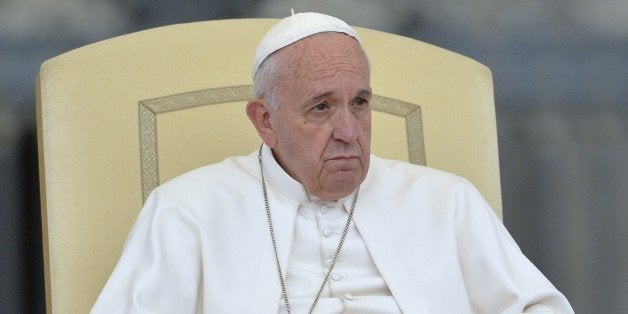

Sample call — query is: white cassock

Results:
[92,144,573,313]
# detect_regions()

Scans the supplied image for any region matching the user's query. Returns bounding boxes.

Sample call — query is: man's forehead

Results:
[276,33,371,96]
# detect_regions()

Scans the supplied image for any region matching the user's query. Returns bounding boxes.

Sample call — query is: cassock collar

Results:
[260,143,356,209]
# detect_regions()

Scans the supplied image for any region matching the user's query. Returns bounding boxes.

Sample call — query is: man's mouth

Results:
[329,155,358,160]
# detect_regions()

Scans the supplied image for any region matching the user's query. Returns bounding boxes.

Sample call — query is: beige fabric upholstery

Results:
[36,19,500,314]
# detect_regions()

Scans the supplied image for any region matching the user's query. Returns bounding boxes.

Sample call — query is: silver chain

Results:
[258,144,360,314]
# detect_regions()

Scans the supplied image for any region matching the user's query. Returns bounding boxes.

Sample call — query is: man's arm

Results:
[453,183,573,313]
[91,190,202,313]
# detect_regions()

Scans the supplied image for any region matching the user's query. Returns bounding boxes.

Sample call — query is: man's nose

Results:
[332,108,359,143]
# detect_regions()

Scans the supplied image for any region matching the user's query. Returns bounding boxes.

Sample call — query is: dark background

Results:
[1,0,626,313]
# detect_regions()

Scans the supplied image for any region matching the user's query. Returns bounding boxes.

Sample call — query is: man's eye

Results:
[312,103,329,111]
[354,97,369,106]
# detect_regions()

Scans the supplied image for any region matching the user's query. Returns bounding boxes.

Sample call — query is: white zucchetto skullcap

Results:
[252,11,361,78]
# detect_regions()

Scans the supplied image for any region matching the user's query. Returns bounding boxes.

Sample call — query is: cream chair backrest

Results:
[36,19,501,313]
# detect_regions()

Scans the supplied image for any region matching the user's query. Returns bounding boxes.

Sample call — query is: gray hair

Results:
[252,53,282,110]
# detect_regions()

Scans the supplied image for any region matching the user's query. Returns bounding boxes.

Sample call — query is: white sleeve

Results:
[454,183,574,314]
[91,189,202,314]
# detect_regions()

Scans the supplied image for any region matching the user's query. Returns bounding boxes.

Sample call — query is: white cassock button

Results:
[320,206,328,214]
[332,273,341,281]
[322,229,331,237]
[344,293,355,300]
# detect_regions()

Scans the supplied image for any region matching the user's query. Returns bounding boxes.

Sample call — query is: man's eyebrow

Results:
[310,89,372,102]
[357,89,372,97]
[311,91,333,102]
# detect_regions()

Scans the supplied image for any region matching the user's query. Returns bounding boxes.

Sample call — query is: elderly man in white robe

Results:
[92,12,573,313]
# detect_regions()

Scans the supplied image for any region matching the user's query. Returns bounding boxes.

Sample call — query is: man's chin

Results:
[325,172,363,193]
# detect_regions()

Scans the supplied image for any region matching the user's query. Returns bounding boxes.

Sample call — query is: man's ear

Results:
[246,99,278,148]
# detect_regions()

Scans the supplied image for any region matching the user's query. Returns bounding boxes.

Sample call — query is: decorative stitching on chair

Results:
[371,95,425,166]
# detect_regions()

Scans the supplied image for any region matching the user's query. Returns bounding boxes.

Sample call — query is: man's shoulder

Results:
[366,154,482,203]
[365,155,489,216]
[154,150,259,199]
[370,154,472,187]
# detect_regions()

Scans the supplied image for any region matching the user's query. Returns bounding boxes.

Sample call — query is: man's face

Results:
[267,33,371,201]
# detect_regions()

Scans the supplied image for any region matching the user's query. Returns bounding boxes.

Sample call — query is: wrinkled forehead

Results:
[273,33,371,102]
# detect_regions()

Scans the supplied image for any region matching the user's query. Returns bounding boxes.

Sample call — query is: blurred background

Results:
[0,0,626,313]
